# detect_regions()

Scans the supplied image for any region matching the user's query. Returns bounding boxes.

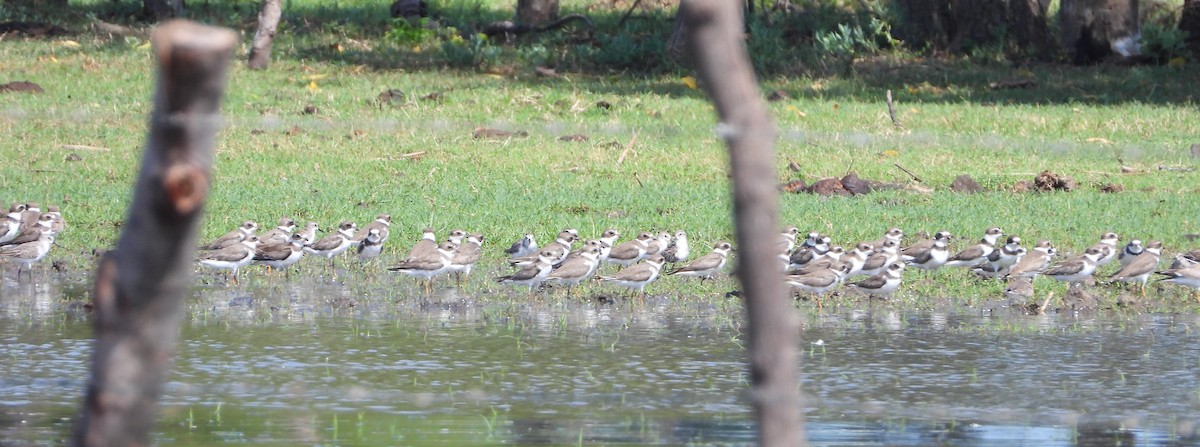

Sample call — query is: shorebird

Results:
[791,246,845,276]
[1171,253,1198,270]
[1109,240,1161,295]
[199,221,257,251]
[597,228,620,261]
[845,262,905,300]
[1091,232,1121,266]
[605,232,653,268]
[661,230,690,264]
[545,246,602,296]
[18,202,41,231]
[198,235,259,284]
[297,221,320,246]
[45,205,66,234]
[944,227,1003,268]
[857,240,899,277]
[0,213,54,248]
[788,236,831,271]
[667,241,732,283]
[1004,276,1035,303]
[974,236,1025,279]
[902,234,950,272]
[843,243,875,277]
[1118,239,1144,269]
[446,232,484,284]
[642,231,672,258]
[389,241,456,294]
[1043,246,1103,286]
[0,231,54,279]
[1004,240,1056,280]
[304,221,357,271]
[0,206,25,245]
[901,230,951,259]
[1156,264,1200,302]
[447,229,469,246]
[254,233,306,276]
[867,227,904,250]
[259,217,297,245]
[785,262,850,309]
[406,227,438,261]
[498,250,556,294]
[530,230,577,267]
[356,228,385,261]
[504,233,538,259]
[777,226,801,254]
[600,255,665,302]
[355,214,392,245]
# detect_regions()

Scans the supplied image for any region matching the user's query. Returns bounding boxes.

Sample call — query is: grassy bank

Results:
[1,5,1199,308]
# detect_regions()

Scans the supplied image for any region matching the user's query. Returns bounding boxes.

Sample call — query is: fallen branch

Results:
[60,144,112,152]
[1039,291,1054,315]
[617,0,643,27]
[893,163,922,183]
[616,132,638,166]
[90,19,146,37]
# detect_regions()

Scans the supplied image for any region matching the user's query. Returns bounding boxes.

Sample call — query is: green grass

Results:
[2,2,1200,308]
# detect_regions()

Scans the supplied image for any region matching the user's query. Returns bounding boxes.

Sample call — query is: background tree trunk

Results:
[1060,0,1140,63]
[247,0,283,70]
[1006,0,1058,59]
[666,8,689,64]
[144,0,186,20]
[892,0,1057,59]
[72,20,235,447]
[681,0,804,445]
[516,0,558,25]
[1179,0,1200,57]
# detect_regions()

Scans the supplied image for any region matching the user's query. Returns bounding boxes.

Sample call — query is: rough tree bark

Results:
[666,8,689,64]
[247,0,283,70]
[144,0,186,20]
[1179,0,1200,56]
[516,0,559,25]
[1060,0,1140,63]
[892,0,1057,59]
[73,20,236,447]
[681,1,803,446]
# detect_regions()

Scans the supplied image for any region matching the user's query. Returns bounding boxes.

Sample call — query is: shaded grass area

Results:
[1,15,1199,309]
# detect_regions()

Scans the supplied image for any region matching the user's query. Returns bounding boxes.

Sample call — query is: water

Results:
[3,275,1200,445]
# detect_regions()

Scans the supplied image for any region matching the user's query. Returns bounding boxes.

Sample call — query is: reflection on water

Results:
[3,275,1200,445]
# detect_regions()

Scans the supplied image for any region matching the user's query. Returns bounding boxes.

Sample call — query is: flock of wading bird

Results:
[194,215,715,298]
[7,201,1198,305]
[0,203,66,279]
[191,215,1200,303]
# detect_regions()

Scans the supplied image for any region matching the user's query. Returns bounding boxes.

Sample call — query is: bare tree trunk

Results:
[666,8,689,64]
[681,1,803,446]
[144,0,186,20]
[893,0,1057,58]
[516,0,559,24]
[247,0,283,70]
[1060,0,1140,63]
[1180,0,1200,57]
[73,20,236,447]
[1006,0,1058,59]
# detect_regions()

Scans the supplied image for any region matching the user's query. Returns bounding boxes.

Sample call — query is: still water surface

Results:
[2,276,1200,445]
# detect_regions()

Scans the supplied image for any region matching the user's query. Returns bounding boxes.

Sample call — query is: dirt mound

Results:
[1034,170,1077,191]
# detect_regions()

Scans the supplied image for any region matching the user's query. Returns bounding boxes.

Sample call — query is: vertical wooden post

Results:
[248,0,283,70]
[681,1,804,446]
[73,20,236,447]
